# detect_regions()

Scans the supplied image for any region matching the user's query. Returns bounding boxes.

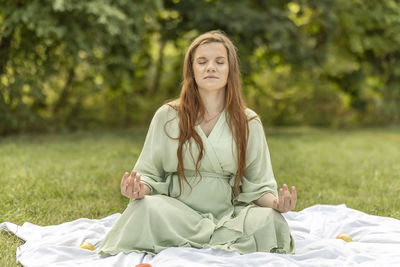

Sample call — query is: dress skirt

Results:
[98,194,294,256]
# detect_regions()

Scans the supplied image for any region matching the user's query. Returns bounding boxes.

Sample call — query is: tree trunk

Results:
[0,33,13,76]
[150,34,166,95]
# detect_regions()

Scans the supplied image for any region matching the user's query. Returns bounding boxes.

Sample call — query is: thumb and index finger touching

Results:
[121,170,141,188]
[126,170,143,190]
[274,184,297,213]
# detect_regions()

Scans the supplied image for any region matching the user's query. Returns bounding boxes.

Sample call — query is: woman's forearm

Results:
[253,192,277,208]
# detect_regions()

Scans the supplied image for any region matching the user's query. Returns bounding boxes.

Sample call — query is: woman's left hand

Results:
[272,184,297,213]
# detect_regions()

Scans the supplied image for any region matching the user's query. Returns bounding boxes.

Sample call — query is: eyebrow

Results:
[196,56,226,60]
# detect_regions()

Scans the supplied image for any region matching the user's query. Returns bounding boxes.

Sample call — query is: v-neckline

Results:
[196,109,225,139]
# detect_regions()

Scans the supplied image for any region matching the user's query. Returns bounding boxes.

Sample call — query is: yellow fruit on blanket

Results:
[78,241,95,251]
[336,233,352,242]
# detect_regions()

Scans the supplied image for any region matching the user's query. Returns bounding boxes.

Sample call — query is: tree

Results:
[0,0,162,134]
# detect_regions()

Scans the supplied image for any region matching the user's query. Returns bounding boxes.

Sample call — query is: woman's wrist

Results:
[142,184,152,195]
[253,192,277,208]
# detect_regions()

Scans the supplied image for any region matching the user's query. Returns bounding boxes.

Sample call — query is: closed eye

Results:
[197,61,225,65]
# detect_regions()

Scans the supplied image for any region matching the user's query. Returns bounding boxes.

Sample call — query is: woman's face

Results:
[193,42,229,94]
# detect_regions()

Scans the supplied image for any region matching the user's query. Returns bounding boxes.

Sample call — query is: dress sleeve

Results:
[133,106,170,195]
[237,117,278,203]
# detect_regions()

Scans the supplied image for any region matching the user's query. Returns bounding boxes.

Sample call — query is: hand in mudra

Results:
[272,184,297,213]
[120,170,150,199]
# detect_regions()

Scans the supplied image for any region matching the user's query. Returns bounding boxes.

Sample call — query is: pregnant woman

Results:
[99,30,297,256]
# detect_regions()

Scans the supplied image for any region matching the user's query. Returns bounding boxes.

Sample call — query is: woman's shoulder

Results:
[244,108,268,139]
[244,107,262,124]
[153,100,179,122]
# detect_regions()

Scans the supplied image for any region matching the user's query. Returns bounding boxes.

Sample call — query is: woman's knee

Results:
[244,207,283,235]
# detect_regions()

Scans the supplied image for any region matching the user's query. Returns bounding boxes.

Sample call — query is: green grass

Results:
[1,126,400,266]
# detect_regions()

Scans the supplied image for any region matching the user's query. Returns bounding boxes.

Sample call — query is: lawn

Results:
[1,126,400,266]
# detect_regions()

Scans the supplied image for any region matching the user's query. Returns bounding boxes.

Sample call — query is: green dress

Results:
[98,104,294,255]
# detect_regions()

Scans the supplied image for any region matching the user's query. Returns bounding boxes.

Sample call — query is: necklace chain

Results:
[203,109,223,124]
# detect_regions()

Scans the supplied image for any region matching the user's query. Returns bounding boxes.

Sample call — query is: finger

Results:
[121,172,129,187]
[137,183,144,199]
[136,174,144,191]
[292,186,297,201]
[122,173,131,196]
[126,184,133,198]
[278,188,284,211]
[130,170,136,181]
[133,172,139,194]
[136,175,142,193]
[282,184,288,192]
[284,189,291,212]
[281,184,290,212]
[127,170,137,196]
[126,175,133,194]
[121,172,129,195]
[127,177,135,198]
[290,186,297,210]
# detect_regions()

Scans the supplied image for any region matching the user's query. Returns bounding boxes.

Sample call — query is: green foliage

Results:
[244,0,400,126]
[300,0,400,124]
[1,0,400,135]
[0,0,162,134]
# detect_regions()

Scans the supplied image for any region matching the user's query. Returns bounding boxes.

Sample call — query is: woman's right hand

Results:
[120,170,151,199]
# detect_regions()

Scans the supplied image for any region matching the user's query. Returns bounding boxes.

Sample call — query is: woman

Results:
[99,30,297,256]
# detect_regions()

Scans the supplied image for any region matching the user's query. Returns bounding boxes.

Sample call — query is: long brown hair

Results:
[172,30,251,200]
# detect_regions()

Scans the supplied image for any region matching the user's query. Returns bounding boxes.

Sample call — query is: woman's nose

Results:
[206,62,216,72]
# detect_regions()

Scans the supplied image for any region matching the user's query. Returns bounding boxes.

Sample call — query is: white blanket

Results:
[2,204,400,267]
